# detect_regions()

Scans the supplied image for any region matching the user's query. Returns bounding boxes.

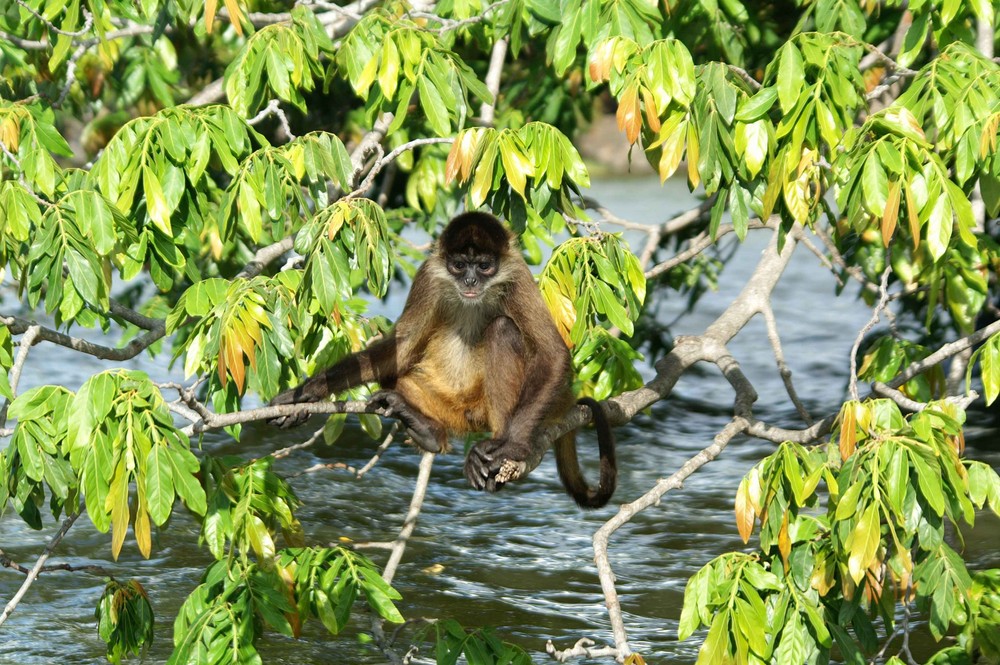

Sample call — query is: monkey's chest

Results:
[410,332,489,431]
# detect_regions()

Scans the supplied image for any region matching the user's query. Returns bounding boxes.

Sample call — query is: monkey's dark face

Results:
[445,251,499,301]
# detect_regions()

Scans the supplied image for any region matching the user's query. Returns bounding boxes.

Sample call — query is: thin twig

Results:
[0,315,166,363]
[761,304,813,424]
[0,511,81,628]
[848,265,892,401]
[0,325,41,428]
[479,37,508,126]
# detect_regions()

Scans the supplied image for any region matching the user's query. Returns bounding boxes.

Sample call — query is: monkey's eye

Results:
[450,261,466,273]
[477,261,496,275]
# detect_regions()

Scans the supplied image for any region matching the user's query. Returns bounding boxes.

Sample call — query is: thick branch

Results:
[0,315,165,362]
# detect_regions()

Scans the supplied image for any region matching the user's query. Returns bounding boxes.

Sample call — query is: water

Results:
[1,176,998,664]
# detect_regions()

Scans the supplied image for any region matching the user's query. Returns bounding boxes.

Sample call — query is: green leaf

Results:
[776,44,804,114]
[145,445,175,525]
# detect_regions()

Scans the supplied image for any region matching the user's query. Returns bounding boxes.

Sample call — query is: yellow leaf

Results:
[378,37,400,101]
[588,39,615,83]
[686,121,700,189]
[445,129,481,183]
[848,504,880,584]
[740,120,768,179]
[624,654,647,665]
[839,402,857,461]
[734,476,755,544]
[0,116,19,151]
[616,85,641,145]
[108,459,130,561]
[882,178,901,247]
[204,0,218,34]
[499,135,531,198]
[642,88,661,133]
[980,113,999,158]
[134,500,152,558]
[778,511,791,563]
[222,0,245,35]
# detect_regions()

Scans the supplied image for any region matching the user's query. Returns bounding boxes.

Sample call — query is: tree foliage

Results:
[0,0,999,663]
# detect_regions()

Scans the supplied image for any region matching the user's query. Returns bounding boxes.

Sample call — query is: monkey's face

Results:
[445,252,499,302]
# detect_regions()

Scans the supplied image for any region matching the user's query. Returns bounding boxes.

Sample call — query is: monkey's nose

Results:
[464,277,478,286]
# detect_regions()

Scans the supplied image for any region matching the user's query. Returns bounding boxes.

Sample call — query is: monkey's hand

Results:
[266,388,313,429]
[464,439,530,493]
[368,390,442,453]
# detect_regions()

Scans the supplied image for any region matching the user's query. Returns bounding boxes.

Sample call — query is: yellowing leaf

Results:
[143,167,172,236]
[134,500,152,558]
[686,121,700,189]
[735,475,755,544]
[204,0,218,34]
[617,84,642,145]
[0,116,19,151]
[589,39,615,83]
[738,120,768,179]
[848,504,880,584]
[642,89,661,133]
[223,0,245,36]
[778,511,791,563]
[882,178,901,246]
[839,402,857,461]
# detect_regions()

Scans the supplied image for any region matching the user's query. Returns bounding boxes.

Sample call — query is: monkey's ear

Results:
[440,212,512,255]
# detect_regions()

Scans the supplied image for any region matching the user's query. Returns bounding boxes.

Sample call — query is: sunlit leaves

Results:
[276,547,403,635]
[65,370,206,559]
[168,275,296,398]
[338,14,491,134]
[170,560,293,665]
[547,0,663,75]
[198,457,302,561]
[421,619,534,665]
[96,580,155,664]
[839,107,978,262]
[539,232,645,341]
[2,385,75,528]
[218,132,353,244]
[571,327,643,400]
[224,7,334,116]
[23,188,128,323]
[969,332,1000,406]
[295,198,393,315]
[0,101,72,199]
[91,105,262,289]
[446,122,590,227]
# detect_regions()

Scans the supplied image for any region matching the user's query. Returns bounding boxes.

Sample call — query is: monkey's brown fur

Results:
[270,212,616,508]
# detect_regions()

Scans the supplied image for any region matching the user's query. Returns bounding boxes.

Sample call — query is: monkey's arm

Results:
[268,333,403,428]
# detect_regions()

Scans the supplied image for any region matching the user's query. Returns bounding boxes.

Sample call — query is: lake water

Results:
[1,176,997,664]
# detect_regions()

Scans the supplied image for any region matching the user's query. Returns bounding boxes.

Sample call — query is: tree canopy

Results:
[0,0,999,663]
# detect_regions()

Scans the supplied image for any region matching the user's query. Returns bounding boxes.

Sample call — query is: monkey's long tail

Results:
[561,397,617,509]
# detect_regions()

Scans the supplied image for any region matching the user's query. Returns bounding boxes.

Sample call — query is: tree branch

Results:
[0,510,80,628]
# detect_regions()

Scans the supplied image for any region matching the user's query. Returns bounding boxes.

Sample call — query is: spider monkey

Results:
[269,212,617,508]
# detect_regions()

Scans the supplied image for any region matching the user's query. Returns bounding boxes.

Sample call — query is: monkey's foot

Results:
[267,390,312,429]
[368,390,442,453]
[464,439,529,493]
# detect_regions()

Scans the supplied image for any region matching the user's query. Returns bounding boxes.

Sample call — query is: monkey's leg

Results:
[368,390,444,453]
[464,317,530,493]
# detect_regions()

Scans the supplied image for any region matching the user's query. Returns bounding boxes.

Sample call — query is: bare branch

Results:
[0,315,166,362]
[479,37,508,126]
[0,510,81,628]
[347,137,455,199]
[848,265,892,401]
[16,0,94,37]
[591,417,748,658]
[546,638,620,662]
[0,325,41,428]
[247,99,296,140]
[761,305,813,424]
[889,318,1000,390]
[1,548,110,577]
